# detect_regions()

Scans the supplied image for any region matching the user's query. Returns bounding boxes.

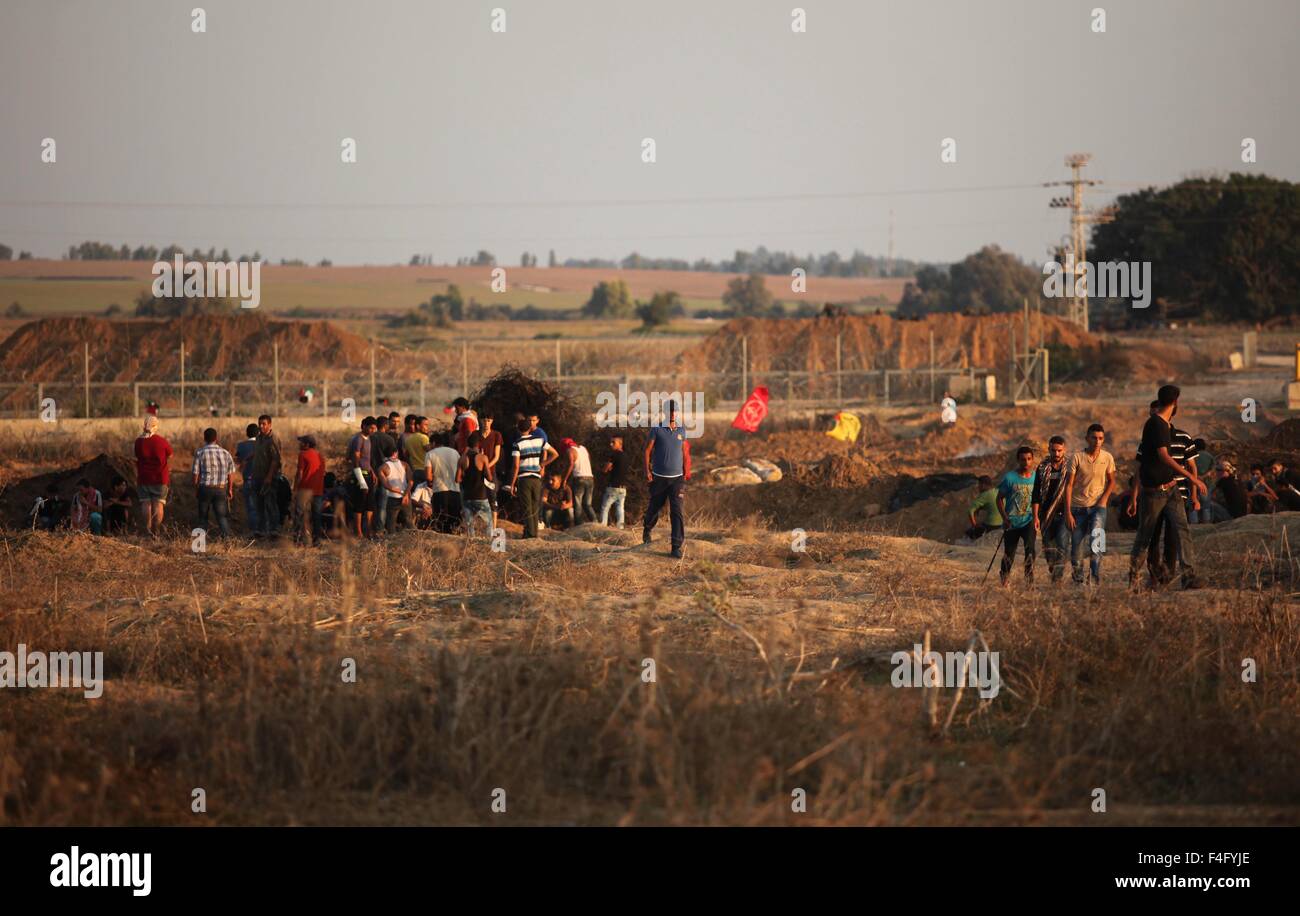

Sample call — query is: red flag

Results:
[731,385,770,433]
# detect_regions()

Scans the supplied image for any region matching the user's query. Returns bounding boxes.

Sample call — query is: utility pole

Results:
[1045,153,1114,333]
[887,208,895,276]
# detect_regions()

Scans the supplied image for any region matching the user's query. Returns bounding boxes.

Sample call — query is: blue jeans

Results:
[242,486,259,534]
[600,486,626,527]
[197,485,232,538]
[1041,514,1071,582]
[1070,506,1107,582]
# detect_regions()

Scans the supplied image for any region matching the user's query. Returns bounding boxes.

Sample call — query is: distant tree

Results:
[18,251,32,260]
[582,279,634,319]
[1090,173,1300,322]
[0,244,11,261]
[636,290,681,328]
[548,249,557,268]
[318,258,332,267]
[722,273,775,317]
[470,250,496,267]
[897,245,1040,317]
[5,301,28,318]
[134,290,236,317]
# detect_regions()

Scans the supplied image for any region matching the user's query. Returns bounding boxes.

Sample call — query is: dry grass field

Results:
[0,261,907,317]
[2,383,1299,827]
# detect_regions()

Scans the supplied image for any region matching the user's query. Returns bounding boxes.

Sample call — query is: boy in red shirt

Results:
[293,434,326,546]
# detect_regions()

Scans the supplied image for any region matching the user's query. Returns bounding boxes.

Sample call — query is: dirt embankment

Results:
[0,313,394,383]
[677,312,1095,375]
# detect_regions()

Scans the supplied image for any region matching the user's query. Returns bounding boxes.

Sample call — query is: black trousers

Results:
[999,523,1036,583]
[643,475,686,550]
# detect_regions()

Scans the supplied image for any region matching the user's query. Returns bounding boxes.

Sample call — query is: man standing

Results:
[293,434,326,546]
[562,437,597,524]
[428,431,465,532]
[643,400,692,559]
[509,417,558,538]
[234,423,260,534]
[134,414,173,537]
[478,413,503,530]
[251,413,283,540]
[369,416,398,522]
[996,446,1037,586]
[1065,424,1116,585]
[1128,385,1199,589]
[192,426,236,539]
[450,397,479,453]
[404,415,431,485]
[457,430,493,537]
[346,417,375,539]
[600,435,629,528]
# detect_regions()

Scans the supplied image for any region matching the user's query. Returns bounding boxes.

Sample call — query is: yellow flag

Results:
[826,411,861,442]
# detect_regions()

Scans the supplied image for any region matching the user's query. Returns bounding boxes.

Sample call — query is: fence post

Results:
[928,330,935,403]
[133,382,139,418]
[227,380,234,417]
[740,336,748,400]
[370,339,377,415]
[419,377,426,412]
[884,370,890,407]
[83,341,90,419]
[180,344,186,420]
[273,342,280,418]
[835,332,842,405]
[37,382,43,417]
[322,380,329,418]
[461,341,468,396]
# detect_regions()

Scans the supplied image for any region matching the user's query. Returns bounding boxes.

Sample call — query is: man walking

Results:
[251,414,283,540]
[1065,423,1116,585]
[508,417,557,538]
[192,426,236,539]
[643,400,692,559]
[997,446,1037,586]
[1128,385,1200,589]
[1033,436,1072,585]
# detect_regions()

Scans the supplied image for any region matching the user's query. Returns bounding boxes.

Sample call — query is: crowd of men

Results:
[963,383,1298,589]
[29,397,694,558]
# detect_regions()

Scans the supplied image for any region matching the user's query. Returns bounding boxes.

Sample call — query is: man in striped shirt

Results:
[508,416,558,538]
[192,427,236,538]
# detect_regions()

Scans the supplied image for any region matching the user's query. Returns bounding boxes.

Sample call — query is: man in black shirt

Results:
[1128,385,1199,588]
[1032,435,1071,584]
[599,434,629,528]
[1216,460,1248,518]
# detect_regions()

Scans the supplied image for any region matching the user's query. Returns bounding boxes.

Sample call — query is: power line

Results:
[0,182,1055,212]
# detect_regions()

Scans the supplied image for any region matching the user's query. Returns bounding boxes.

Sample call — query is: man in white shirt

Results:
[427,431,463,532]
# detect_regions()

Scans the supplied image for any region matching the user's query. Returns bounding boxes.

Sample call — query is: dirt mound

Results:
[677,312,1095,376]
[1,453,137,527]
[788,452,888,488]
[888,473,980,512]
[0,313,388,383]
[1264,418,1300,451]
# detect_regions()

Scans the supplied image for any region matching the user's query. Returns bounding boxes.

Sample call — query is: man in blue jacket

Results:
[643,400,692,559]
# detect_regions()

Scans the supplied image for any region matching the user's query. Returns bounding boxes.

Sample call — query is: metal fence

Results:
[0,336,996,420]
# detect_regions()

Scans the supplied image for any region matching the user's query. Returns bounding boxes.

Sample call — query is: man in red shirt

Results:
[134,414,173,537]
[293,434,326,546]
[450,397,478,453]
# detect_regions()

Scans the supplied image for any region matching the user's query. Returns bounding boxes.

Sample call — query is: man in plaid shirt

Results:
[192,427,236,538]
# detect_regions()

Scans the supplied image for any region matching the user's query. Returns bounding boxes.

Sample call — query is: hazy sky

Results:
[1,0,1296,266]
